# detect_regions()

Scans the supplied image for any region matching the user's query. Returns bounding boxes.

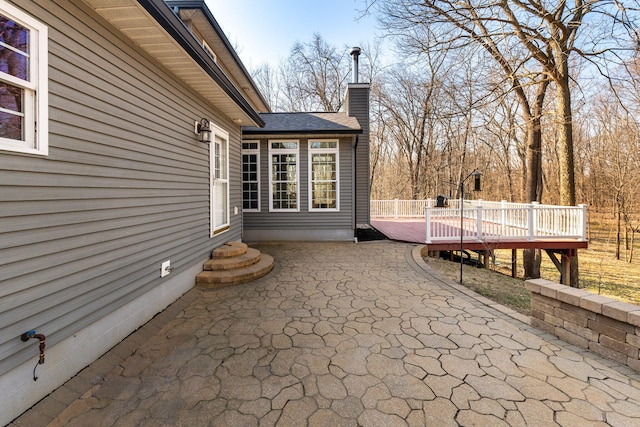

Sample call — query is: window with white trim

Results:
[0,1,48,155]
[309,140,339,211]
[242,141,260,212]
[269,140,298,211]
[210,124,229,236]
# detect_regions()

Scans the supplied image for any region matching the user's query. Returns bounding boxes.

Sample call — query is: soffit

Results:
[178,9,270,113]
[80,0,261,126]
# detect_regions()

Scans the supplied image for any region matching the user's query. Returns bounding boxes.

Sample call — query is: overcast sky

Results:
[205,0,383,69]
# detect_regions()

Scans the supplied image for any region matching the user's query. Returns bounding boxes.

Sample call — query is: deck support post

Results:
[561,251,572,286]
[481,251,490,269]
[544,249,577,286]
[563,249,577,287]
[511,249,517,278]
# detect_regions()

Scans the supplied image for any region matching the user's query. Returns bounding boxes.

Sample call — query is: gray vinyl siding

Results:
[347,85,371,225]
[243,137,354,235]
[0,0,242,375]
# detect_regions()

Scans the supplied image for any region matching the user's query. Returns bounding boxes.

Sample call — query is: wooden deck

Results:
[371,218,588,250]
[371,200,588,285]
[370,219,427,244]
[371,217,588,285]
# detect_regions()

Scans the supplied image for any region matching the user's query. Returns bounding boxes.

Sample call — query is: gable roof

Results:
[242,112,362,135]
[81,0,265,127]
[165,0,270,113]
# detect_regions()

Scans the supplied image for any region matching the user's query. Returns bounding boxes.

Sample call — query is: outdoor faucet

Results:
[21,330,46,380]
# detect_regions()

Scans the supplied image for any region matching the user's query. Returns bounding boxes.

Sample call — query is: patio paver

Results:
[10,241,640,426]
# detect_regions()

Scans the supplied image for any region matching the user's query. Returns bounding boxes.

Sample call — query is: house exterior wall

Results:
[242,136,355,241]
[0,1,243,423]
[345,83,371,227]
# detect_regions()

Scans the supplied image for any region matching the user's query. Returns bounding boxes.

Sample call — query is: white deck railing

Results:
[371,200,588,244]
[370,199,438,218]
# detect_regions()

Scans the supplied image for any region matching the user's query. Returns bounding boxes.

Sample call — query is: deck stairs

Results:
[196,241,274,288]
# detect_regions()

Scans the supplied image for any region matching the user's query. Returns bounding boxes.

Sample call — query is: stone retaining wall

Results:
[525,278,640,372]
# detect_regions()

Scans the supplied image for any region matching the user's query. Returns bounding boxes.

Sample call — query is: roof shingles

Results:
[242,112,362,135]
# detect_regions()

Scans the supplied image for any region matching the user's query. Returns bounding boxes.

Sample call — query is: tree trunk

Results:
[527,80,548,204]
[556,75,576,207]
[523,79,548,280]
[556,69,578,287]
[523,112,542,279]
[523,249,541,279]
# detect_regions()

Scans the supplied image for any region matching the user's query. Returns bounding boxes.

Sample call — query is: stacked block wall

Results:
[526,278,640,371]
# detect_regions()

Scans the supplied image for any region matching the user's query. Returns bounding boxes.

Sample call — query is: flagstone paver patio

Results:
[12,241,640,426]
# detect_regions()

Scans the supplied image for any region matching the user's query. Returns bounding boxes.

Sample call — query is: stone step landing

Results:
[196,242,274,288]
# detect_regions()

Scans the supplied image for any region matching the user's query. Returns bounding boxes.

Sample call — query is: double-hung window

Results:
[242,141,260,212]
[309,140,339,211]
[269,140,298,211]
[0,1,48,155]
[210,124,229,236]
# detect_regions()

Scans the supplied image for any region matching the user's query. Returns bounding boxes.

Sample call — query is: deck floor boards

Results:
[370,218,588,251]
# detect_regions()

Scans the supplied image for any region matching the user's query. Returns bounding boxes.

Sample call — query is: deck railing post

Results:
[476,204,483,241]
[425,206,432,244]
[528,202,538,241]
[579,204,587,241]
[501,200,506,235]
[394,198,399,219]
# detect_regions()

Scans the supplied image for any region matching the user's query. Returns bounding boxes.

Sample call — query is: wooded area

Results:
[249,1,640,274]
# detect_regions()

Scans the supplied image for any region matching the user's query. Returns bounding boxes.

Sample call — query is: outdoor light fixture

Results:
[473,171,482,191]
[196,118,212,143]
[459,169,482,284]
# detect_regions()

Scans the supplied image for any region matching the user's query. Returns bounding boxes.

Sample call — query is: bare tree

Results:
[477,86,526,203]
[378,61,445,198]
[251,62,282,111]
[279,34,352,112]
[586,81,640,261]
[369,0,640,286]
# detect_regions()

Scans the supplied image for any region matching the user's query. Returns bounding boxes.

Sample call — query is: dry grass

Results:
[422,256,532,314]
[424,211,640,313]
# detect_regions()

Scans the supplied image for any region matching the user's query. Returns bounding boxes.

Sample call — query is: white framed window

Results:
[210,122,229,236]
[269,140,299,211]
[309,140,339,211]
[242,141,260,212]
[0,1,48,155]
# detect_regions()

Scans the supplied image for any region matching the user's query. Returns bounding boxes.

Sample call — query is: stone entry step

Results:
[213,241,248,258]
[204,247,262,271]
[196,242,274,288]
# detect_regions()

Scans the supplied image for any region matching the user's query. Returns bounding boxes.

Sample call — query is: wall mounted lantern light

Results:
[196,118,212,143]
